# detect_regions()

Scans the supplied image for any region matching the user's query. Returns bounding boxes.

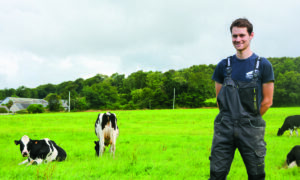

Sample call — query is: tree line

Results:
[268,57,300,107]
[0,57,299,111]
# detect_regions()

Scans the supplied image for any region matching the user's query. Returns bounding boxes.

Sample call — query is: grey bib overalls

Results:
[209,57,266,180]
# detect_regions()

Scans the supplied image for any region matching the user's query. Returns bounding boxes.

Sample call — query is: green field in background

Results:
[0,107,300,179]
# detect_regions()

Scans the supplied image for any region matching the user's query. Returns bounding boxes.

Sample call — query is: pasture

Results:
[0,107,300,179]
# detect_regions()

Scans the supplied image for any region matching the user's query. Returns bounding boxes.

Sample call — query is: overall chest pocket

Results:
[238,81,259,116]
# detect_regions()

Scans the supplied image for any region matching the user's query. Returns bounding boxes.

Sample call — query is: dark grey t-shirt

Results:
[212,53,274,109]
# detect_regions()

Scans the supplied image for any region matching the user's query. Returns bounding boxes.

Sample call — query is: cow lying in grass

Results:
[277,115,300,136]
[94,112,119,157]
[282,145,300,168]
[14,135,67,165]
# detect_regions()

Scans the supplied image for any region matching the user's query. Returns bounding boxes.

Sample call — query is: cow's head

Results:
[14,135,32,157]
[94,141,100,156]
[277,128,284,136]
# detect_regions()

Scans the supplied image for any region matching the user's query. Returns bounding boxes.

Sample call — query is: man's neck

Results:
[236,49,253,59]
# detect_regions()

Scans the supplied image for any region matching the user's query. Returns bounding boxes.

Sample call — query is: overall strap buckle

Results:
[226,56,232,78]
[253,56,261,80]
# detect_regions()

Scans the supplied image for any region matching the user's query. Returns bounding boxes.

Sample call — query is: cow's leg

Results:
[19,159,29,165]
[109,131,114,154]
[99,134,105,156]
[35,159,43,165]
[110,131,118,157]
[27,159,43,166]
[290,129,293,136]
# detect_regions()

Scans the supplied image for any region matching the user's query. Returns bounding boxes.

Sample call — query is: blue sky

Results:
[1,0,299,89]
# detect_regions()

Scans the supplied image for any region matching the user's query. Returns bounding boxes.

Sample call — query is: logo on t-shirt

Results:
[246,71,254,79]
[246,70,259,79]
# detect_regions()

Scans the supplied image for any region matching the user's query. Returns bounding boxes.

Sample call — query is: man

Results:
[209,18,274,180]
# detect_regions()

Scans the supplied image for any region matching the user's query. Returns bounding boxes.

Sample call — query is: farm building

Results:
[61,100,69,111]
[0,105,9,112]
[0,97,48,113]
[0,97,70,112]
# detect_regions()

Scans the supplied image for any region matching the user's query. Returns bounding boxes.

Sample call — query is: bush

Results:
[27,104,45,114]
[204,98,217,107]
[0,107,8,113]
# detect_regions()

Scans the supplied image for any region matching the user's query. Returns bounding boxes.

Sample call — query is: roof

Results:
[1,97,48,106]
[0,97,48,112]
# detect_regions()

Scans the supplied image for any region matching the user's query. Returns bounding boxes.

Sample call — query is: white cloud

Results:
[0,0,300,88]
[0,52,19,78]
[77,55,121,76]
[57,57,73,70]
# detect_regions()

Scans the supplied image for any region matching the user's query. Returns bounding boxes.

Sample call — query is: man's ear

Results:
[14,140,20,145]
[250,32,254,40]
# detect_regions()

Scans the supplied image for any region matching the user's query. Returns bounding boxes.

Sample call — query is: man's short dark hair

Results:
[230,18,253,35]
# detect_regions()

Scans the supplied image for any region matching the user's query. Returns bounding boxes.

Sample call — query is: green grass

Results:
[1,108,300,179]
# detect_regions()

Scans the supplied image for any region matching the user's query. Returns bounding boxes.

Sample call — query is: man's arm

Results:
[260,81,274,116]
[215,82,222,108]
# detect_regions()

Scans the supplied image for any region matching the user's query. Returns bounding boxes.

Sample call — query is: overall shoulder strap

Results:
[225,56,232,77]
[253,56,261,79]
[255,56,261,70]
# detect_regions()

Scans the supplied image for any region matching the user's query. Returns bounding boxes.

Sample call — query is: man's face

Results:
[231,27,253,52]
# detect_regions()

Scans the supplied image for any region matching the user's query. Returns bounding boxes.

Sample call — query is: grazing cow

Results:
[14,135,67,165]
[284,145,300,168]
[277,115,300,136]
[94,112,119,157]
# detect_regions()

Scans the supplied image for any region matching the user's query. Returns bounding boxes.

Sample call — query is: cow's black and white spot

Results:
[285,145,300,168]
[94,112,119,157]
[277,115,300,136]
[14,135,67,165]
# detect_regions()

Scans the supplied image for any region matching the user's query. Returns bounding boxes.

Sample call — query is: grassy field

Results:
[0,107,300,179]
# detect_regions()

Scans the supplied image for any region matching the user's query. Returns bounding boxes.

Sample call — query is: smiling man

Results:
[209,18,275,180]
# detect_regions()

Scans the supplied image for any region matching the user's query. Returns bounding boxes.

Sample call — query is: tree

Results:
[0,90,5,99]
[84,74,108,87]
[110,73,125,92]
[3,88,17,97]
[16,86,31,98]
[273,71,300,106]
[5,100,13,112]
[131,88,154,109]
[45,93,62,112]
[36,83,57,99]
[123,70,148,92]
[70,97,88,111]
[81,86,99,109]
[74,78,85,94]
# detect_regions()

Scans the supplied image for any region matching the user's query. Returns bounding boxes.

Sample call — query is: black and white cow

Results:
[14,135,67,165]
[277,115,300,136]
[94,112,119,157]
[284,145,300,168]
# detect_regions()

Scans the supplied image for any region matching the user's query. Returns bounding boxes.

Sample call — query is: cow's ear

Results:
[14,140,20,145]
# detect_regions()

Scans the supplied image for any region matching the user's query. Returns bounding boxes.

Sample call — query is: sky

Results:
[0,0,299,89]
